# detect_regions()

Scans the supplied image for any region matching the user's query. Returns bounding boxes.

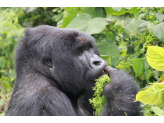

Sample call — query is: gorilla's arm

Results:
[103,66,141,116]
[6,87,76,116]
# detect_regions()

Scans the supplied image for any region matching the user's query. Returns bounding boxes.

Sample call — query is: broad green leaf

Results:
[83,7,106,18]
[135,83,164,105]
[132,58,144,78]
[153,83,164,91]
[151,106,164,116]
[147,23,155,33]
[62,7,79,28]
[155,13,164,22]
[100,55,111,66]
[95,34,119,67]
[144,59,149,83]
[153,22,164,42]
[0,57,5,68]
[67,13,108,35]
[147,46,164,71]
[112,7,122,11]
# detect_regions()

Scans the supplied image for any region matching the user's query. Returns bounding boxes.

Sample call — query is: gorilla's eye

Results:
[86,47,89,50]
[77,51,82,55]
[43,58,52,68]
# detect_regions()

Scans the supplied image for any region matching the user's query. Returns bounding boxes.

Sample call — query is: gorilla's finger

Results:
[104,66,117,77]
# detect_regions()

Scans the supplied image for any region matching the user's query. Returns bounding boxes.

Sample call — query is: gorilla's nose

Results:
[92,60,101,66]
[90,55,107,69]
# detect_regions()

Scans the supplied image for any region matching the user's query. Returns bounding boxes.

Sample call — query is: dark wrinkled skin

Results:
[5,25,142,116]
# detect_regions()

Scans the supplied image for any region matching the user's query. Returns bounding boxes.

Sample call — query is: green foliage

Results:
[2,7,164,115]
[147,46,164,71]
[67,13,108,35]
[89,74,110,116]
[133,58,144,78]
[136,83,164,105]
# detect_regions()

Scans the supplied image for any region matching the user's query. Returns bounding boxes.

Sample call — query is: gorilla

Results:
[5,25,141,116]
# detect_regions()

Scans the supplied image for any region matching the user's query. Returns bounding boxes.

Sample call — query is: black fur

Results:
[5,25,141,116]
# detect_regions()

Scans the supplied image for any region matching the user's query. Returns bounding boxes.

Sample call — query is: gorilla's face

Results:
[22,25,107,95]
[49,28,107,95]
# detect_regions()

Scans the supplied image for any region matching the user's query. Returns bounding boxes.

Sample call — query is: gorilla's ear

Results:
[43,58,52,68]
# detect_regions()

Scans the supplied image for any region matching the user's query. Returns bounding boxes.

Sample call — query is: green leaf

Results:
[144,59,149,82]
[155,13,164,22]
[147,46,164,71]
[112,7,122,11]
[151,106,164,116]
[100,55,111,66]
[95,34,120,67]
[135,83,164,105]
[90,74,110,116]
[62,7,79,28]
[132,58,144,78]
[138,22,149,33]
[125,19,146,36]
[153,22,164,42]
[83,7,106,18]
[147,23,155,33]
[67,13,108,35]
[57,20,63,28]
[0,57,5,68]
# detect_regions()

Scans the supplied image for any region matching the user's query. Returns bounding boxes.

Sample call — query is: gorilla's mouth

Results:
[97,70,108,79]
[101,70,107,76]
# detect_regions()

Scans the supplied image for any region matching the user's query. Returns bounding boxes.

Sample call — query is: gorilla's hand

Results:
[102,66,141,116]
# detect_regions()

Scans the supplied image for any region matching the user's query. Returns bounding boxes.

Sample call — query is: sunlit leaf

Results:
[135,83,164,105]
[147,46,164,71]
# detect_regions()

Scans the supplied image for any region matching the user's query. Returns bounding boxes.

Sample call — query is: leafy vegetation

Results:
[89,74,110,116]
[1,7,164,116]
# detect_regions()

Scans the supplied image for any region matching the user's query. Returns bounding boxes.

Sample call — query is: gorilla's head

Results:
[16,25,107,96]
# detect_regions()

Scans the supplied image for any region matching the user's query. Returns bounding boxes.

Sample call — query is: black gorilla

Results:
[5,25,141,116]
